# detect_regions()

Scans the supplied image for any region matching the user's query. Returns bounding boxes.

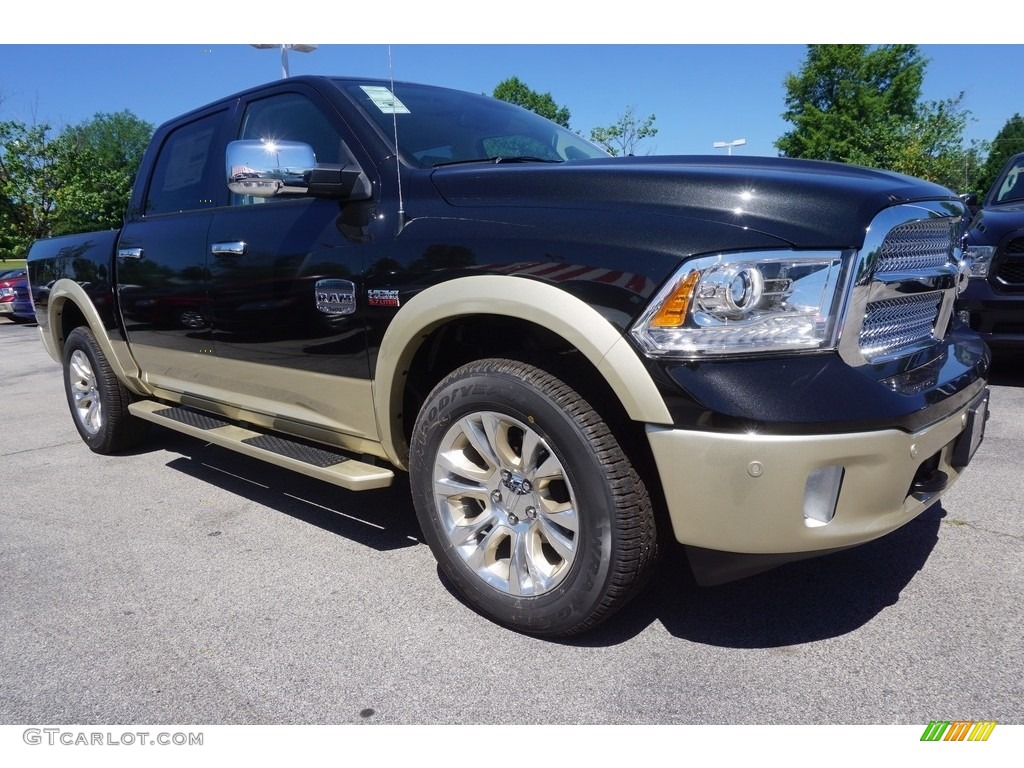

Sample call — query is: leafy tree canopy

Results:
[976,113,1024,197]
[52,110,154,236]
[0,120,60,257]
[776,44,975,191]
[589,106,658,157]
[776,44,925,163]
[0,110,152,257]
[492,76,571,128]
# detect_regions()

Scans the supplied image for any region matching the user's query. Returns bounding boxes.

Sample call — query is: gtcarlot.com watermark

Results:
[23,728,203,747]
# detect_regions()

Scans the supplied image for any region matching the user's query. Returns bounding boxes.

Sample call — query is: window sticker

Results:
[360,86,410,115]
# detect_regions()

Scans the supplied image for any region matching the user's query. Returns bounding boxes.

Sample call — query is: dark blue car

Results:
[959,152,1024,353]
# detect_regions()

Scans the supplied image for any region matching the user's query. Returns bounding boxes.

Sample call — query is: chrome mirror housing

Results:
[226,140,316,197]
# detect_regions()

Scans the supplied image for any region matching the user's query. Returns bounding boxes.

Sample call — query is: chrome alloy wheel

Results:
[68,349,103,436]
[432,411,579,597]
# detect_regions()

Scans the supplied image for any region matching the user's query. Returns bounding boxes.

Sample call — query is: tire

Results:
[409,358,658,637]
[62,326,148,454]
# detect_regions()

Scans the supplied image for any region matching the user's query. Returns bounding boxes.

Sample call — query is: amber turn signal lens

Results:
[650,271,701,328]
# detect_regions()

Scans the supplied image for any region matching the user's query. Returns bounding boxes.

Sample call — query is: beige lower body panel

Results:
[132,345,384,458]
[648,401,976,554]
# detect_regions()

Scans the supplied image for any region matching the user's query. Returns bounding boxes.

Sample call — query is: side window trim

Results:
[142,108,231,217]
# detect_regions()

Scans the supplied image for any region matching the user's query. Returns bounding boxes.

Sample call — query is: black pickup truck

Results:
[28,76,990,636]
[959,151,1024,352]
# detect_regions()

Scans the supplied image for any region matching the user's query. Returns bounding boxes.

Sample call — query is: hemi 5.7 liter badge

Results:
[367,289,400,307]
[315,279,356,315]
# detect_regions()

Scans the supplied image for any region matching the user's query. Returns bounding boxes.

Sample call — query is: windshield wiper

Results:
[432,156,563,168]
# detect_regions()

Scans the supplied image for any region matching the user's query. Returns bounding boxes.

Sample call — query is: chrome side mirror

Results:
[226,140,316,197]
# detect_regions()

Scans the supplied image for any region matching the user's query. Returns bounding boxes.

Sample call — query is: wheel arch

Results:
[373,275,672,469]
[45,279,149,396]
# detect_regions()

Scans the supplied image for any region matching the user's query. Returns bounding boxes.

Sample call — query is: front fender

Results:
[373,274,672,468]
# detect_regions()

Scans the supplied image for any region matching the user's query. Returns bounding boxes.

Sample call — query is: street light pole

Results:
[713,138,747,156]
[251,44,318,79]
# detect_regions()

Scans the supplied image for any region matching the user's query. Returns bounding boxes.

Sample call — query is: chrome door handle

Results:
[211,241,247,257]
[117,247,144,259]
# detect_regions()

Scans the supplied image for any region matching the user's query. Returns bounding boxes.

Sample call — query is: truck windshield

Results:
[334,79,608,168]
[992,157,1024,205]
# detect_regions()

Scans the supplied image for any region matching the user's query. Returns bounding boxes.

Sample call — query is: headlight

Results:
[0,287,15,298]
[963,245,995,277]
[630,251,848,357]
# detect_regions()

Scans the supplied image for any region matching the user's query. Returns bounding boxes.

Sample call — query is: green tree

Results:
[0,110,152,257]
[492,76,571,128]
[777,44,924,163]
[776,44,974,190]
[51,111,153,235]
[881,93,977,190]
[589,106,658,157]
[976,113,1024,196]
[0,120,62,258]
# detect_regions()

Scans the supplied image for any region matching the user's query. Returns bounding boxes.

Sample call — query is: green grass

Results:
[1,258,27,271]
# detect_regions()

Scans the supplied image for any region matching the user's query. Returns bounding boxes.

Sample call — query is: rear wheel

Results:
[409,358,658,636]
[62,327,148,454]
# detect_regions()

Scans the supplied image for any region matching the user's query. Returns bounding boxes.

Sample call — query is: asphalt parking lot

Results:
[2,320,1022,726]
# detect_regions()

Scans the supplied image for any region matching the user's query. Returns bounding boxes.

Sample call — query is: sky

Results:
[1,36,1020,167]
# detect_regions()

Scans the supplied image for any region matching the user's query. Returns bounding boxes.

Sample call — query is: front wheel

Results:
[62,326,148,454]
[409,358,658,636]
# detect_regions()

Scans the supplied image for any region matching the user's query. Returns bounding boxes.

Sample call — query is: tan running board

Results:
[128,400,394,491]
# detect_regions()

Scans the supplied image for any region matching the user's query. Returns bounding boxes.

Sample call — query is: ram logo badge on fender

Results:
[314,279,356,315]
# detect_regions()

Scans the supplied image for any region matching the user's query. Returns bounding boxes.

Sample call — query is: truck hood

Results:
[968,202,1024,244]
[430,155,961,249]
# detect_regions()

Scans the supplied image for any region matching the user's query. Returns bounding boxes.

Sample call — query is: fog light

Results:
[803,465,844,527]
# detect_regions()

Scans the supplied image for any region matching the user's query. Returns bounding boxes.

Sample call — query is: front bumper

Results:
[647,387,989,554]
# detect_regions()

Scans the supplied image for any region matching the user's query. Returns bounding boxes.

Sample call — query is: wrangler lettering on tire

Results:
[409,358,658,637]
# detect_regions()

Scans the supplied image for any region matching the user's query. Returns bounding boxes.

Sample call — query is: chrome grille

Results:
[860,292,943,360]
[874,218,954,273]
[839,202,964,367]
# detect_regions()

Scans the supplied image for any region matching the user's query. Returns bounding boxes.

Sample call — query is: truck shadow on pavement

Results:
[144,426,945,647]
[430,501,947,648]
[151,430,423,553]
[571,503,947,648]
